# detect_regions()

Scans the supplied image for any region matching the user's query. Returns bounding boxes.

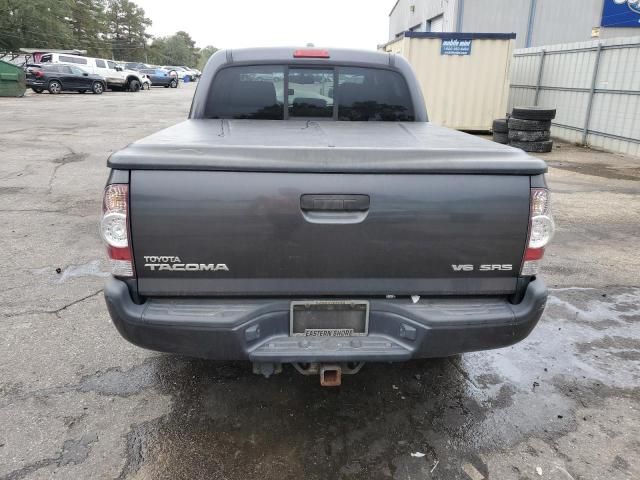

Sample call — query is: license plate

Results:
[290,300,369,337]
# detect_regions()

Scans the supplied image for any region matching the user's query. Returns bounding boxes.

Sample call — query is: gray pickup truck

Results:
[101,48,554,385]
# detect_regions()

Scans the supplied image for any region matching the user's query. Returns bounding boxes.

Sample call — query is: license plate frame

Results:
[290,300,370,337]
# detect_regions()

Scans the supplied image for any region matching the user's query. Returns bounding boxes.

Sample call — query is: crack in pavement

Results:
[47,149,88,195]
[0,128,33,136]
[0,207,99,218]
[0,432,99,480]
[0,457,59,480]
[0,209,65,213]
[2,289,104,319]
[0,360,160,408]
[52,289,104,317]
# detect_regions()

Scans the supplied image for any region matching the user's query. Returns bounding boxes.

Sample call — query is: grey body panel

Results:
[105,276,547,361]
[131,170,530,296]
[109,119,547,175]
[104,47,549,362]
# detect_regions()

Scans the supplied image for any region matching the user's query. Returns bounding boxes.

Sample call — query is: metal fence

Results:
[509,36,640,157]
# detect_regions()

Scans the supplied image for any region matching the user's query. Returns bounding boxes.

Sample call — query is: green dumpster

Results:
[0,60,26,97]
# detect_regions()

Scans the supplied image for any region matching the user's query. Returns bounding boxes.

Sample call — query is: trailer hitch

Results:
[292,362,365,386]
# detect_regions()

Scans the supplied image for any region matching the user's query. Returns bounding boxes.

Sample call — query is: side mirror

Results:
[83,73,89,77]
[115,66,123,72]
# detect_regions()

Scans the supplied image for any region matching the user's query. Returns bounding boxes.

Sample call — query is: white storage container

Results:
[380,32,516,131]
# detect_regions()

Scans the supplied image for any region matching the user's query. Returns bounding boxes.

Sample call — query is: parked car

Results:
[102,48,553,386]
[139,68,178,88]
[140,74,152,90]
[178,65,201,78]
[124,62,150,71]
[39,53,143,92]
[26,63,106,94]
[162,66,196,81]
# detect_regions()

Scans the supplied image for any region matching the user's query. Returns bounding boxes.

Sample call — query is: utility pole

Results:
[456,0,465,32]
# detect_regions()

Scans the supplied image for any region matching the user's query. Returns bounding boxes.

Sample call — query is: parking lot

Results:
[1,85,638,480]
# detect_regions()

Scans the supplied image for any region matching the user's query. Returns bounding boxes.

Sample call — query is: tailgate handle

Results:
[300,194,370,212]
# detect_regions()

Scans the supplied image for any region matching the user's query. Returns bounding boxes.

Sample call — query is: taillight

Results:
[101,184,134,277]
[293,49,330,58]
[521,188,555,276]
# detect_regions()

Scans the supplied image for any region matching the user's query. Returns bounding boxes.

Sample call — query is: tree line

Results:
[0,0,217,68]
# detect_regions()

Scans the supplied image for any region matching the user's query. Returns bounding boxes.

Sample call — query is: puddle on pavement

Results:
[106,287,639,480]
[32,259,109,284]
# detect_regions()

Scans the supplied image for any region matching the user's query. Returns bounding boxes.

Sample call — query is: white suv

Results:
[39,53,143,92]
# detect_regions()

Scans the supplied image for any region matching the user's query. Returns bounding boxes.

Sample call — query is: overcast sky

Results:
[134,0,395,50]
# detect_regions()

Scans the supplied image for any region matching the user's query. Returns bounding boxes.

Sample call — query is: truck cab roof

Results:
[189,47,428,122]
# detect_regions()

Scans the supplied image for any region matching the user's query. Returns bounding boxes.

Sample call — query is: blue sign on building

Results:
[441,38,472,56]
[602,0,640,27]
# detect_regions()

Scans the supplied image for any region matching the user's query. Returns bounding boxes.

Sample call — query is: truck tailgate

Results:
[130,171,530,296]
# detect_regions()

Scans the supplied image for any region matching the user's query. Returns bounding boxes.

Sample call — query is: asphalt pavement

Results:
[0,84,638,480]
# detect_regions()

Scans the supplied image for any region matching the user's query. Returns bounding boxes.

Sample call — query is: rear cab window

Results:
[206,66,285,120]
[288,68,333,118]
[204,65,414,121]
[337,67,414,121]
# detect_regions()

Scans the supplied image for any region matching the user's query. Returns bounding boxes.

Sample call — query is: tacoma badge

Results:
[144,256,229,272]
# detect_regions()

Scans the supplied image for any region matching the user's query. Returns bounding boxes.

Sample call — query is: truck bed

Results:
[108,119,547,175]
[116,120,542,297]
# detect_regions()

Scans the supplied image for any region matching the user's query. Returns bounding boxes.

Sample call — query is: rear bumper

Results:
[105,278,547,362]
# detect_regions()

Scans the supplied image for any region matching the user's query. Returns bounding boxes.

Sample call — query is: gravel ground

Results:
[0,84,638,480]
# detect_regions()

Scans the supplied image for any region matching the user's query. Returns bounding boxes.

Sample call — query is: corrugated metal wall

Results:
[528,0,604,49]
[461,0,619,49]
[389,0,459,41]
[509,36,640,157]
[461,0,530,47]
[383,35,514,130]
[389,1,640,49]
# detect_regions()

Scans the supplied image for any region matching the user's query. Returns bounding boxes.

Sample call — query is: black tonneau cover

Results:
[108,119,547,175]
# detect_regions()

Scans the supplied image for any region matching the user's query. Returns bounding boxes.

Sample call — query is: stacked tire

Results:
[507,107,556,153]
[492,118,509,144]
